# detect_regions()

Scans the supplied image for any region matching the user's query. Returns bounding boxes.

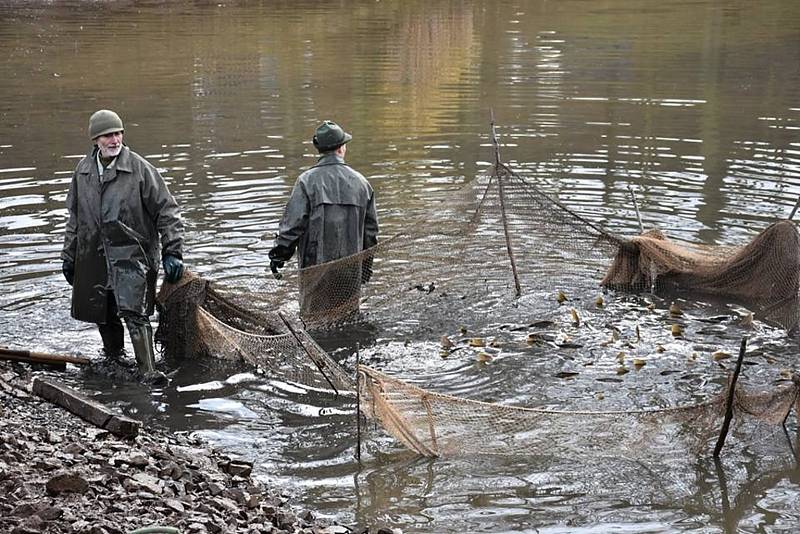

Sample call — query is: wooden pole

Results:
[355,342,362,464]
[0,347,90,368]
[627,185,644,234]
[490,112,522,298]
[789,195,800,220]
[277,312,339,396]
[713,336,748,458]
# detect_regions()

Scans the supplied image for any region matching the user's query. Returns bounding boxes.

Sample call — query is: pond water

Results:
[1,0,800,532]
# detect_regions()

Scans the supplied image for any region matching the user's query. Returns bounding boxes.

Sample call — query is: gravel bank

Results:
[0,360,372,534]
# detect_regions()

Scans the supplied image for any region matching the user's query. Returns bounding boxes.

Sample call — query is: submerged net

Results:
[155,271,353,393]
[357,365,800,459]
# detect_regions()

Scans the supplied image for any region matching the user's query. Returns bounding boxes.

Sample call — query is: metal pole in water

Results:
[713,336,748,458]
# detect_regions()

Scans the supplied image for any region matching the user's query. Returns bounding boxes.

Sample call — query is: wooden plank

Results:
[0,347,91,367]
[32,377,141,438]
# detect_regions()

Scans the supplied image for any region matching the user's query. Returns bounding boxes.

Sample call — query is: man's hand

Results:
[162,255,184,283]
[62,261,75,286]
[268,244,294,279]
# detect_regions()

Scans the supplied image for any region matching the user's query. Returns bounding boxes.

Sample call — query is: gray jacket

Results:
[275,153,378,268]
[61,145,184,323]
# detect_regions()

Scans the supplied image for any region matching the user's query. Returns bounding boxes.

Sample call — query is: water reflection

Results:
[1,0,800,531]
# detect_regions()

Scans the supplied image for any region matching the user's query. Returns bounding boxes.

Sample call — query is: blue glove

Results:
[162,255,184,283]
[62,261,74,286]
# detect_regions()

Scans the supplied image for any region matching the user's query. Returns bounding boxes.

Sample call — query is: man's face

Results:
[95,131,124,158]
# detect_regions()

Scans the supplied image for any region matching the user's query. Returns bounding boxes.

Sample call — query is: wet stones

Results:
[0,361,354,534]
[45,472,90,495]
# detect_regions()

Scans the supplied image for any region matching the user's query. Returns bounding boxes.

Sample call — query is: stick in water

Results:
[713,336,748,458]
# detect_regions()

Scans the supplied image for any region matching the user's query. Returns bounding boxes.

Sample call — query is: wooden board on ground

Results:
[32,377,141,438]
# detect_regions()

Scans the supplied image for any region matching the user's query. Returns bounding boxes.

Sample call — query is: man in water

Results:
[61,109,185,378]
[269,120,379,324]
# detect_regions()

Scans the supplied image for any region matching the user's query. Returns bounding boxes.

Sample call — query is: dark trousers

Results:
[97,291,151,355]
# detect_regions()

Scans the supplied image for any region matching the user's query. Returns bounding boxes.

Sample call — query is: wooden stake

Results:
[490,112,522,298]
[789,195,800,220]
[713,336,748,458]
[0,347,90,369]
[277,311,339,396]
[628,185,644,234]
[355,342,362,464]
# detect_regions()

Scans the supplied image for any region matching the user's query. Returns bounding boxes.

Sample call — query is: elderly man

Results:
[269,120,378,324]
[61,109,185,377]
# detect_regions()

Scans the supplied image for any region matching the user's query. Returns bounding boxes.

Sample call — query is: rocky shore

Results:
[0,360,362,534]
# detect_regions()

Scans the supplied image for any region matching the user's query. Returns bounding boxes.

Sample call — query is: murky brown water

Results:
[2,0,800,531]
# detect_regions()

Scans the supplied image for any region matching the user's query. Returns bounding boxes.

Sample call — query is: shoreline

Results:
[0,360,363,534]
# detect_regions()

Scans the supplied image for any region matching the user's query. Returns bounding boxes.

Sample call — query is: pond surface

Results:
[1,0,800,532]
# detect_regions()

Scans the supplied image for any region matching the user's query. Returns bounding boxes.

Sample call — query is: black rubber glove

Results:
[268,244,295,279]
[62,261,75,286]
[162,255,184,283]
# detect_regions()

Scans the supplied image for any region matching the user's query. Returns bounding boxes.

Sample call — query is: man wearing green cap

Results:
[269,120,378,322]
[61,109,185,379]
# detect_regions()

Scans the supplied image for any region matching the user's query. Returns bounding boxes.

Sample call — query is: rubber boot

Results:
[129,323,155,373]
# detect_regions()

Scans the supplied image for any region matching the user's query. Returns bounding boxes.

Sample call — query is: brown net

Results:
[235,154,800,334]
[357,365,800,459]
[156,271,354,393]
[603,221,800,330]
[153,136,800,465]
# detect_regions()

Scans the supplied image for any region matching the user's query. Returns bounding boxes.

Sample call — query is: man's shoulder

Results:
[119,147,160,174]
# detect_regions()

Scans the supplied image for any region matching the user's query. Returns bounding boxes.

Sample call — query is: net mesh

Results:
[156,271,353,393]
[155,141,800,461]
[357,365,800,459]
[241,157,800,334]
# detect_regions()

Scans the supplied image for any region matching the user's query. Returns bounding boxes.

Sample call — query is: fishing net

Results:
[603,221,800,330]
[241,148,800,334]
[155,271,353,393]
[357,365,800,459]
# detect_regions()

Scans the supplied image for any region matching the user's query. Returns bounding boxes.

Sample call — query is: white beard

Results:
[101,144,122,158]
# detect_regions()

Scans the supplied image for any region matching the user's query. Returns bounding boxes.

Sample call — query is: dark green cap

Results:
[312,120,352,152]
[88,109,124,139]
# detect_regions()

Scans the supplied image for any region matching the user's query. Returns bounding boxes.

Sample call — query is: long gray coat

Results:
[275,153,378,268]
[61,146,184,323]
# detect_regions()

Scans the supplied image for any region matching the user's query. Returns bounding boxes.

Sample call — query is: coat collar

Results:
[77,145,133,174]
[315,153,345,167]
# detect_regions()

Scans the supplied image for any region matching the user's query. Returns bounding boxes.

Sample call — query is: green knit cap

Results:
[88,109,124,139]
